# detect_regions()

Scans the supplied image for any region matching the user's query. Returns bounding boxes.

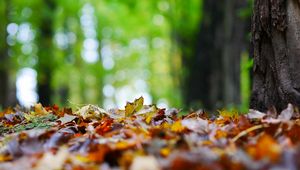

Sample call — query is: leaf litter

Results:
[1,97,300,170]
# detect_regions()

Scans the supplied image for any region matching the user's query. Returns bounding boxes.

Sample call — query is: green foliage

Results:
[14,115,56,132]
[0,113,57,135]
[2,0,252,112]
[240,52,253,112]
[15,114,57,133]
[238,0,254,19]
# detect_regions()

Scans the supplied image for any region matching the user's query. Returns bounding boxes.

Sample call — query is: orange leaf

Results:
[248,134,281,162]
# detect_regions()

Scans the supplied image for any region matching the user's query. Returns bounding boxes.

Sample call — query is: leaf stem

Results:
[231,124,269,142]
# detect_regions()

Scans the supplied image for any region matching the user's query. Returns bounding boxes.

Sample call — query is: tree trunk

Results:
[183,0,249,110]
[0,1,8,108]
[250,0,300,112]
[0,0,16,108]
[192,0,224,110]
[222,0,249,106]
[36,0,56,105]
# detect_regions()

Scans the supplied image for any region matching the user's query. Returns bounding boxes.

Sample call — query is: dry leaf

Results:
[74,104,108,120]
[130,156,160,170]
[125,97,144,117]
[278,103,293,121]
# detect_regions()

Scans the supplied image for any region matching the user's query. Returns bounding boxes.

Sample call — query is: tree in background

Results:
[169,0,202,109]
[0,0,255,110]
[222,0,251,108]
[178,0,250,110]
[35,0,56,105]
[0,0,9,108]
[250,0,300,112]
[182,1,223,110]
[0,0,16,108]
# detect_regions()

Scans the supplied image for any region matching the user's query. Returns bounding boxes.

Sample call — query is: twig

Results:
[231,124,269,142]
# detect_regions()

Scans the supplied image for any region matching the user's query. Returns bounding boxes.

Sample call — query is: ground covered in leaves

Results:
[1,97,300,170]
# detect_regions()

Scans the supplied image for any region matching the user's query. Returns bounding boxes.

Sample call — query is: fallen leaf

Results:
[248,134,281,162]
[247,109,266,119]
[171,121,185,132]
[74,104,108,120]
[34,147,69,170]
[278,103,294,121]
[160,147,171,157]
[130,156,160,170]
[125,97,144,117]
[57,114,76,124]
[34,103,48,115]
[0,155,12,162]
[182,118,209,134]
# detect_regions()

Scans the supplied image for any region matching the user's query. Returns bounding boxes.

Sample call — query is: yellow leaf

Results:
[125,97,144,117]
[161,122,171,129]
[116,141,129,149]
[160,147,171,157]
[0,155,12,162]
[218,109,239,119]
[145,114,153,124]
[24,113,32,121]
[142,106,157,124]
[215,130,227,139]
[75,155,91,163]
[34,103,48,115]
[171,120,185,132]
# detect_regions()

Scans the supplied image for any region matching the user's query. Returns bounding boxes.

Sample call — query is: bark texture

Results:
[250,0,300,111]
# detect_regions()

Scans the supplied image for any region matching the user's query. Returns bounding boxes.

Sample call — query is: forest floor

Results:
[1,97,300,170]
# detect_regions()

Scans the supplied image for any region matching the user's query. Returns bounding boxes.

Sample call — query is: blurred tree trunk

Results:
[0,0,9,108]
[250,0,300,112]
[0,0,16,108]
[36,0,56,105]
[184,0,249,110]
[222,0,249,106]
[184,1,223,110]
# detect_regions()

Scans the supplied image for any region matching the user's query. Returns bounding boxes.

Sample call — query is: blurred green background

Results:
[0,0,253,112]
